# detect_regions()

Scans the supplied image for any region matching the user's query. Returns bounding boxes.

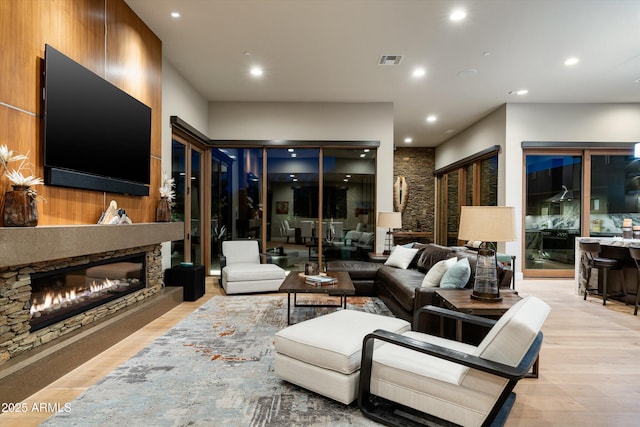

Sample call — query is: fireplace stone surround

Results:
[0,223,184,365]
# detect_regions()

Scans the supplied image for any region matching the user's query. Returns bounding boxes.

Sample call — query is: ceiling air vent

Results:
[378,55,403,66]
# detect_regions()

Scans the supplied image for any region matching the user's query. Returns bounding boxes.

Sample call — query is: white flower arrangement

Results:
[0,145,44,189]
[159,170,176,205]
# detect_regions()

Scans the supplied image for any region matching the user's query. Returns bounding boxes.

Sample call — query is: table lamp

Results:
[458,206,516,302]
[377,212,402,254]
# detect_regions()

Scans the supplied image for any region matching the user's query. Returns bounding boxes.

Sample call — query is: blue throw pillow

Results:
[439,257,471,289]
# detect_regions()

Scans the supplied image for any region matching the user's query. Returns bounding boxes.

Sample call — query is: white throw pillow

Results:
[384,245,419,270]
[421,257,457,287]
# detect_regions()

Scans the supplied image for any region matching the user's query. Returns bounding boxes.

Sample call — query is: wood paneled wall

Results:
[0,0,162,225]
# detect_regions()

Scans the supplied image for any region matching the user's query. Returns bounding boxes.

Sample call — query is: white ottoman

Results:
[274,309,410,404]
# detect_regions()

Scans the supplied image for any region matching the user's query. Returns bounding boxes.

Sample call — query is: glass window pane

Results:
[446,171,459,246]
[170,139,186,267]
[480,155,498,206]
[323,148,376,262]
[524,155,581,271]
[210,149,232,274]
[190,149,202,265]
[590,154,639,236]
[267,148,319,271]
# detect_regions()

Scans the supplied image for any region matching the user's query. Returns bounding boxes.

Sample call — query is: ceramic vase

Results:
[3,185,38,227]
[156,197,172,222]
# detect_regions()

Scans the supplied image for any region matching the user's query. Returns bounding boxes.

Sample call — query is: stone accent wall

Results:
[0,244,163,365]
[393,147,436,232]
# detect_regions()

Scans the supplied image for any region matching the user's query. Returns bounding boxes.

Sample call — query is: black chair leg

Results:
[602,268,608,305]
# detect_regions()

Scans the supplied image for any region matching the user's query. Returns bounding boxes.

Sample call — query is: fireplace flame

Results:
[30,278,124,317]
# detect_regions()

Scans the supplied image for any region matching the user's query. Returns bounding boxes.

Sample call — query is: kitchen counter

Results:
[575,237,640,302]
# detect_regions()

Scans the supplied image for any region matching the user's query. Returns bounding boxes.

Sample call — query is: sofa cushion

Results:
[408,242,431,269]
[223,263,285,282]
[440,258,471,289]
[376,266,425,312]
[326,260,381,280]
[421,257,457,287]
[384,245,420,269]
[415,244,455,273]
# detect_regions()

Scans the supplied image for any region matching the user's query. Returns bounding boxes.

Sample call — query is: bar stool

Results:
[626,246,640,315]
[579,241,626,305]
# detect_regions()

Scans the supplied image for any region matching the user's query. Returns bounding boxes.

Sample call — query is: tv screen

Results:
[43,44,151,196]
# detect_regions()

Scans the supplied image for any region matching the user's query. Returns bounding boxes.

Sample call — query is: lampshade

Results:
[377,212,402,229]
[458,206,516,243]
[378,212,402,255]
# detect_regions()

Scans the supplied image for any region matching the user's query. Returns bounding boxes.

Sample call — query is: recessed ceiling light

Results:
[287,148,294,152]
[404,137,413,143]
[170,12,180,18]
[360,153,366,158]
[343,178,349,182]
[564,57,580,66]
[450,9,467,21]
[509,89,529,96]
[363,148,370,153]
[426,115,437,123]
[412,67,426,78]
[457,68,478,78]
[291,153,297,158]
[346,174,351,178]
[249,66,263,77]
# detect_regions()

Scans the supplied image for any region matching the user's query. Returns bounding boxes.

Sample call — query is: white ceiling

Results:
[125,0,640,147]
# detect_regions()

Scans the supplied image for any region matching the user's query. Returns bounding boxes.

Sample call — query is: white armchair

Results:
[281,220,296,243]
[358,296,550,427]
[299,220,314,243]
[220,240,285,294]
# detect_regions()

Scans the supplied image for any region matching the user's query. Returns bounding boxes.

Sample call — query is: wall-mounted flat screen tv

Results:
[43,44,151,196]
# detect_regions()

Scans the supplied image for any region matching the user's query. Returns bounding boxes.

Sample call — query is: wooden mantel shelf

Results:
[0,222,184,268]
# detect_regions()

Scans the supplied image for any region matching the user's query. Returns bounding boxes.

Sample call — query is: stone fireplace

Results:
[29,252,147,332]
[0,223,183,366]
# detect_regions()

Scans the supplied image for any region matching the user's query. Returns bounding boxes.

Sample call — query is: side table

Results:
[164,264,205,301]
[368,252,389,263]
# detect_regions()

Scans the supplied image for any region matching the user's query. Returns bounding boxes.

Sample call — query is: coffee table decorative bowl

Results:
[279,271,355,324]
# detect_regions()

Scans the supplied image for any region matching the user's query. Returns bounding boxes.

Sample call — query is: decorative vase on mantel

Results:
[156,197,172,222]
[3,185,38,227]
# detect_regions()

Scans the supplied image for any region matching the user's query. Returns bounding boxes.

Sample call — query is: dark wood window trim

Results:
[434,145,501,176]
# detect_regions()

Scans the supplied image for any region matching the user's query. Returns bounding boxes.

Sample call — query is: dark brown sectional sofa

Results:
[327,243,513,324]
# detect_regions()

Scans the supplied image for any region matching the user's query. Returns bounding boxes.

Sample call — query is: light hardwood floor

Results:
[1,277,639,426]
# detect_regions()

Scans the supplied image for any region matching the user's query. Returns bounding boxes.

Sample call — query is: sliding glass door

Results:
[170,133,205,267]
[211,144,377,273]
[524,153,582,277]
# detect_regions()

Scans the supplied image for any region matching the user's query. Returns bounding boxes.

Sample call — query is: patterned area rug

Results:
[42,294,391,426]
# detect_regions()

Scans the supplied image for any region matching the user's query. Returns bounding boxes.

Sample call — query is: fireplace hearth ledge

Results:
[0,285,184,404]
[0,222,184,268]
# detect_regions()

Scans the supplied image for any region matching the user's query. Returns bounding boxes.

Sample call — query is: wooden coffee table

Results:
[434,288,539,377]
[279,271,355,325]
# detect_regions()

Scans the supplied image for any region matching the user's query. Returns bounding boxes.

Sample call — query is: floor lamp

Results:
[458,206,516,302]
[377,212,402,255]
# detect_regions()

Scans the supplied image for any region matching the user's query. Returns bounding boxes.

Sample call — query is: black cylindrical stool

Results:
[579,241,625,306]
[626,246,640,315]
